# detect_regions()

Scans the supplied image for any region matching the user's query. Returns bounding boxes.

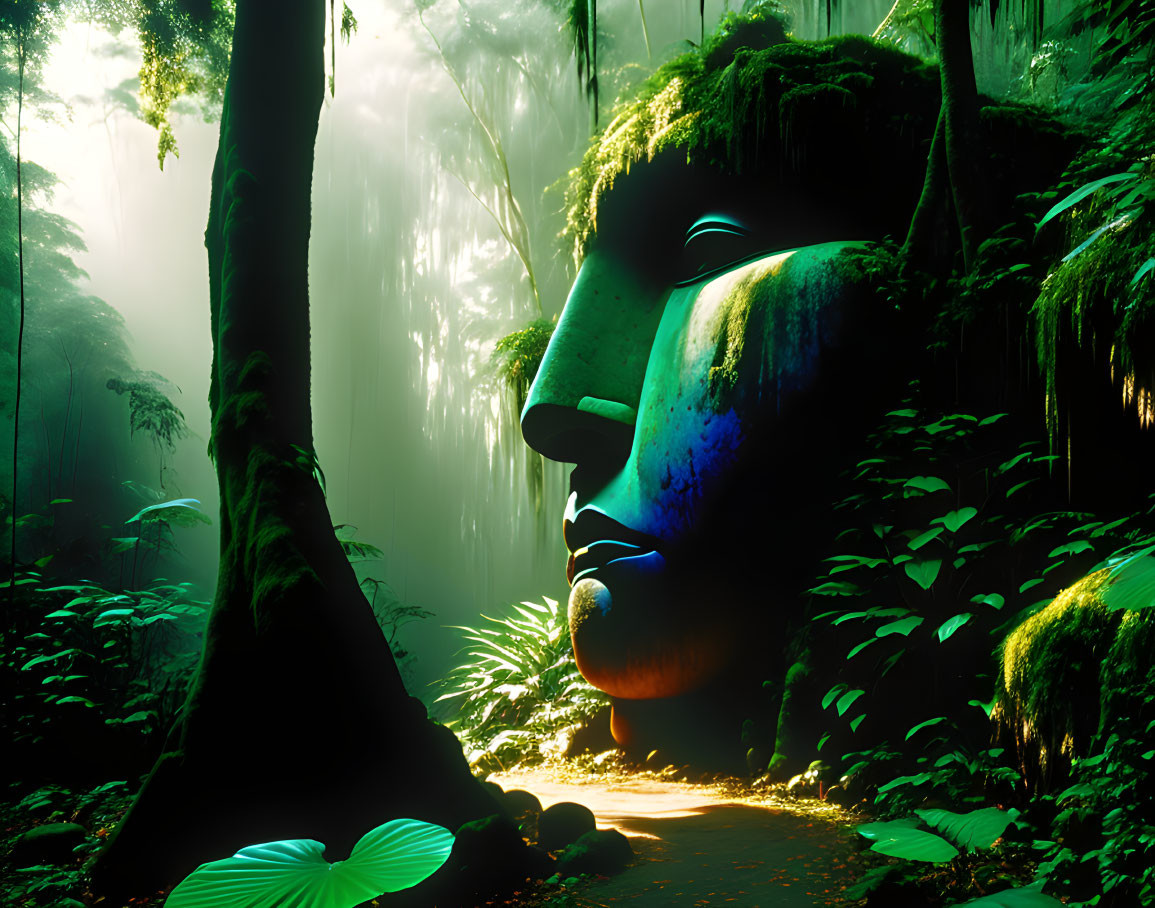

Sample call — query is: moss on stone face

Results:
[564,14,940,266]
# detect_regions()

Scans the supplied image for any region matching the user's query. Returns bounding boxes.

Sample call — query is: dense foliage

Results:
[438,595,609,772]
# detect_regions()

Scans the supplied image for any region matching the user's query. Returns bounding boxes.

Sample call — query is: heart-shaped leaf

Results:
[166,819,454,908]
[904,476,951,495]
[935,507,978,532]
[904,559,942,590]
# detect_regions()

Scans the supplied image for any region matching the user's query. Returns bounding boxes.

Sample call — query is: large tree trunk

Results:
[935,0,989,272]
[92,0,492,895]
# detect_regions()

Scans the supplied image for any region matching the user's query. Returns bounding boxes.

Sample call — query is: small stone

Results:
[12,823,87,865]
[538,801,596,851]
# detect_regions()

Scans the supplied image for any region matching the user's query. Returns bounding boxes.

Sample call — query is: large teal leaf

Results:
[165,819,455,908]
[957,880,1062,907]
[855,821,958,862]
[914,807,1017,851]
[1102,547,1155,611]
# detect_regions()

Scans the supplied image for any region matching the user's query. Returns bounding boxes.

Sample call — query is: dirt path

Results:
[491,769,859,907]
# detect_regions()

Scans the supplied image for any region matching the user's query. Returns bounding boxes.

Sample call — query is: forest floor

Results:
[491,765,864,907]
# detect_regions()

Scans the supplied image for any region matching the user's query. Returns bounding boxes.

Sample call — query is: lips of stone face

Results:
[567,573,733,700]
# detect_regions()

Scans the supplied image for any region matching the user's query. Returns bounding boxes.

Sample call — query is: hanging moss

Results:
[563,14,941,267]
[1031,90,1155,436]
[492,318,556,417]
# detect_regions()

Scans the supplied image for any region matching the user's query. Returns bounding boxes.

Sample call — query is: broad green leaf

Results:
[43,610,78,619]
[832,611,869,625]
[956,881,1062,907]
[904,559,941,590]
[876,616,923,637]
[906,717,947,741]
[1036,172,1136,229]
[167,819,454,908]
[970,593,1004,610]
[56,696,96,707]
[857,822,958,862]
[979,413,1007,426]
[933,507,978,532]
[915,806,1017,851]
[850,714,866,732]
[836,689,865,716]
[856,817,920,839]
[908,528,944,551]
[936,613,972,643]
[1102,549,1155,612]
[969,698,996,718]
[904,476,951,495]
[1019,578,1044,594]
[886,409,917,418]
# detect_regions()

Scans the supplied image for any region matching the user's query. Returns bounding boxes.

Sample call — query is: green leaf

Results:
[56,696,96,707]
[126,498,211,527]
[970,593,1005,610]
[877,774,931,793]
[915,807,1017,851]
[1037,172,1136,229]
[906,717,947,741]
[956,881,1062,907]
[808,581,861,596]
[904,476,951,495]
[1019,578,1044,594]
[166,819,455,908]
[850,714,866,732]
[1048,541,1094,559]
[908,528,944,551]
[904,559,942,590]
[877,616,924,637]
[43,610,78,619]
[847,638,879,659]
[1007,479,1038,498]
[856,822,958,862]
[886,409,918,418]
[936,613,972,643]
[1102,550,1155,611]
[21,649,79,671]
[969,698,996,718]
[979,413,1008,426]
[933,508,978,532]
[822,684,848,710]
[836,689,865,716]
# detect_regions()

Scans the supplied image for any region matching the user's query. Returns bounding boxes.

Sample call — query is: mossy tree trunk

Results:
[92,0,491,895]
[934,0,989,272]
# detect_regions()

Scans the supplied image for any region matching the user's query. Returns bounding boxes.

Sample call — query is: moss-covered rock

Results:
[996,567,1155,792]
